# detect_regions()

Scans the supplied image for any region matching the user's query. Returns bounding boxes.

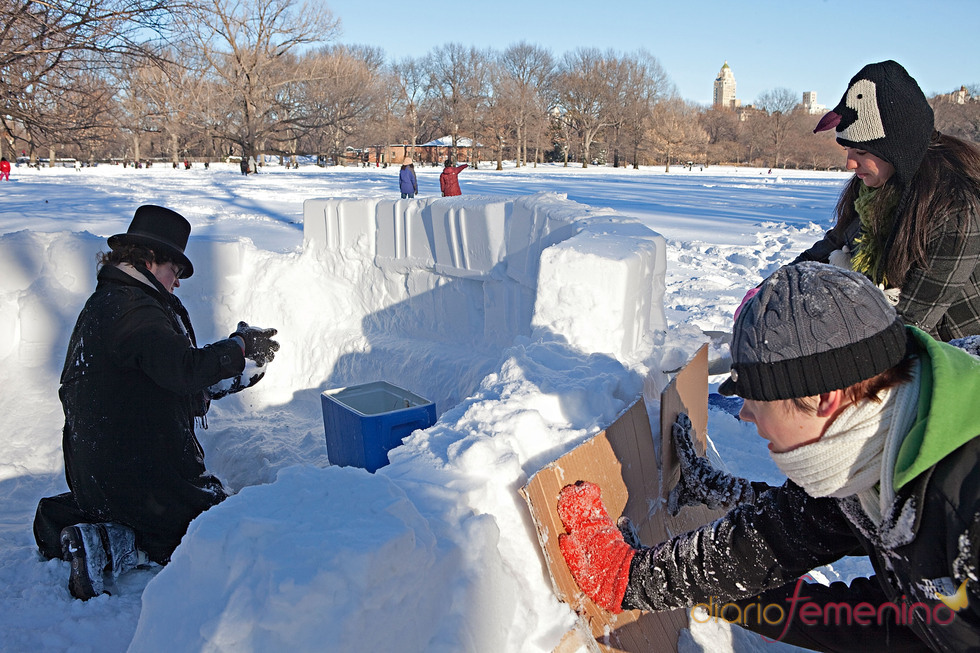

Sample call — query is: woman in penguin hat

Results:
[795,60,980,341]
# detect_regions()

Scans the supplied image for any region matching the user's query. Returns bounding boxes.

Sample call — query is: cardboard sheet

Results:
[521,344,725,652]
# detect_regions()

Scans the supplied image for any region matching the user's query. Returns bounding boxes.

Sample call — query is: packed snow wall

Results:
[0,194,667,486]
[302,192,667,369]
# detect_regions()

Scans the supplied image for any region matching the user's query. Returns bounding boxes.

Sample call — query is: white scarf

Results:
[116,262,158,290]
[771,361,921,524]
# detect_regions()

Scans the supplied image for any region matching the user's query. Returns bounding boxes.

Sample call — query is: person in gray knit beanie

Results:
[554,260,980,651]
[719,261,908,401]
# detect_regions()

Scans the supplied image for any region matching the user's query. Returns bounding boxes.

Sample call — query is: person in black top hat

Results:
[794,60,980,341]
[32,205,280,600]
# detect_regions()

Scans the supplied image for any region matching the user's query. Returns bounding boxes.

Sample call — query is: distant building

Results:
[364,137,478,167]
[936,86,974,104]
[713,62,739,110]
[802,91,826,114]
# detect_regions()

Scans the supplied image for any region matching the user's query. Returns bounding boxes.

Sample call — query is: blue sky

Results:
[321,0,977,107]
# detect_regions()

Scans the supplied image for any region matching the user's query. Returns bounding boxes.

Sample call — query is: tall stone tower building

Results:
[802,91,825,114]
[713,62,738,110]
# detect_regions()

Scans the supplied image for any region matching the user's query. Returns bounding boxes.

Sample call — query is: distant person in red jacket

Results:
[439,159,469,196]
[0,157,11,181]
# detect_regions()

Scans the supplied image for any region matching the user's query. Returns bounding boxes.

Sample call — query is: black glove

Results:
[231,321,279,365]
[667,412,759,516]
[616,516,642,549]
[208,366,265,400]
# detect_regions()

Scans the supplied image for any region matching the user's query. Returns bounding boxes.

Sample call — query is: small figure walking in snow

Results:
[439,159,469,196]
[399,156,418,198]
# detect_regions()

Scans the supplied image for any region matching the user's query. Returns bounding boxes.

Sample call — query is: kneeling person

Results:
[33,205,280,599]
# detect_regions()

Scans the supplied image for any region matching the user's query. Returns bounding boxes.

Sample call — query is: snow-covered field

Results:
[0,161,866,652]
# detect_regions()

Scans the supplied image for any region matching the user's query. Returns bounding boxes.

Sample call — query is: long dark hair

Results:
[834,132,980,286]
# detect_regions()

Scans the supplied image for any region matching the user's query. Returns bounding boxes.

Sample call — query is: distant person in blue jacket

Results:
[399,157,418,198]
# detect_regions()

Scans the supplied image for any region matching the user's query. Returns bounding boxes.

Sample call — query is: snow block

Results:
[365,272,487,345]
[301,193,667,362]
[532,221,667,360]
[426,198,509,278]
[477,278,535,348]
[375,199,434,269]
[303,198,379,255]
[505,193,584,288]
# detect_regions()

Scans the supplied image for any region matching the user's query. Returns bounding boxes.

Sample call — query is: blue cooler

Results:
[321,381,437,472]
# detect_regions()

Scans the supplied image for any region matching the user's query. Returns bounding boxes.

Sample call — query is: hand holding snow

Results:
[231,321,280,365]
[208,358,268,400]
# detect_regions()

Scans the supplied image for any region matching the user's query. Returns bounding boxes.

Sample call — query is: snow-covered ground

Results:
[0,161,869,652]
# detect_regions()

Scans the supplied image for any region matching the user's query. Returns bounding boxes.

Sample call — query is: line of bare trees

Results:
[3,0,978,169]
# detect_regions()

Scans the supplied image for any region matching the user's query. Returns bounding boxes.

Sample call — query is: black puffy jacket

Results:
[625,334,980,651]
[625,450,980,651]
[60,264,244,561]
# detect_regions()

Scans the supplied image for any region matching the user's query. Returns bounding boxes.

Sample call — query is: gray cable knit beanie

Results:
[719,262,909,400]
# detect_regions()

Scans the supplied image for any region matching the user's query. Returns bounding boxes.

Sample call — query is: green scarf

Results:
[850,184,900,286]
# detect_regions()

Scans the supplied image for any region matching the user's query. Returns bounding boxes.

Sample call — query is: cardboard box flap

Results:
[521,344,725,652]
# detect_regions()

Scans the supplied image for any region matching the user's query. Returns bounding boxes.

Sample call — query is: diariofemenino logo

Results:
[690,578,960,642]
[936,579,969,612]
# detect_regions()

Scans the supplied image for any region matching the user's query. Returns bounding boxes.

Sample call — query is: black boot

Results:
[60,523,148,600]
[60,524,108,600]
[101,522,147,578]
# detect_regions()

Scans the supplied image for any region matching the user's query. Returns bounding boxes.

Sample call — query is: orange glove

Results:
[557,481,636,613]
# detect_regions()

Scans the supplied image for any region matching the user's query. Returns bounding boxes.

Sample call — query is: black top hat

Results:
[108,205,194,278]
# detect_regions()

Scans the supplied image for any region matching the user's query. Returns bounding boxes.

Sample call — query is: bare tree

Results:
[498,42,556,167]
[555,48,620,168]
[698,106,742,164]
[755,87,801,168]
[290,45,385,164]
[932,96,980,144]
[138,52,209,164]
[182,0,339,159]
[797,126,844,170]
[1,0,176,160]
[115,59,163,162]
[389,56,436,163]
[426,43,485,164]
[464,48,494,169]
[481,59,511,170]
[550,109,574,166]
[649,97,704,171]
[613,50,672,169]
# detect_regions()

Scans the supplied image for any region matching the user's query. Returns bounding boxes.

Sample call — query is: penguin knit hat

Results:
[814,60,934,187]
[718,262,908,401]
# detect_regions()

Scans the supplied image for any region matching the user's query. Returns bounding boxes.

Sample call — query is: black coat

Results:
[624,437,980,651]
[59,264,245,561]
[793,198,980,341]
